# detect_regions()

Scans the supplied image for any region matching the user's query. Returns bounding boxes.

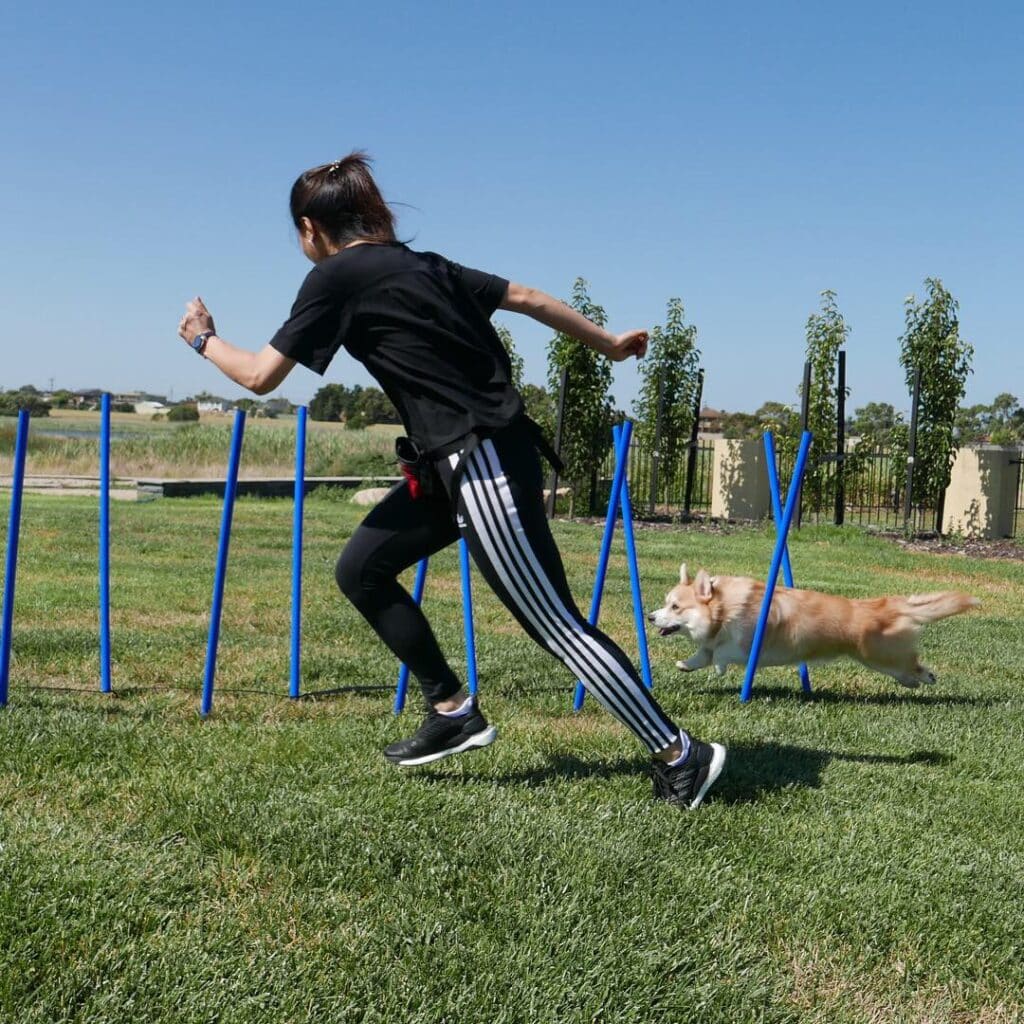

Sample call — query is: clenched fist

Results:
[178,297,216,345]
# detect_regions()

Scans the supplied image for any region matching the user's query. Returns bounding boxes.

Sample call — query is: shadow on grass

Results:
[420,742,953,805]
[689,683,1001,708]
[296,684,392,700]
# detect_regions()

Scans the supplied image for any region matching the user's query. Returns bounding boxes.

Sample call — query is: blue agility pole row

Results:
[763,432,811,694]
[573,419,634,711]
[200,408,246,718]
[394,556,430,713]
[289,406,307,699]
[739,429,813,703]
[459,538,479,697]
[1,410,30,708]
[99,393,112,693]
[615,427,654,693]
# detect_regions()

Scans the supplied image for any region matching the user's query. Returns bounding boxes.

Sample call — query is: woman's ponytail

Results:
[290,151,397,245]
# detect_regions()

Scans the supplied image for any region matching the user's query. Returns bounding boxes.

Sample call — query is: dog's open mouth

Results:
[657,625,681,637]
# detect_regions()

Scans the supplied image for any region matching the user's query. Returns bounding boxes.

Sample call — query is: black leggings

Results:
[335,422,681,754]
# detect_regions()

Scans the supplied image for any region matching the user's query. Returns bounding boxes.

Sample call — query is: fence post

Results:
[546,367,568,519]
[683,369,705,517]
[903,368,922,532]
[795,360,811,528]
[648,373,665,516]
[834,350,846,526]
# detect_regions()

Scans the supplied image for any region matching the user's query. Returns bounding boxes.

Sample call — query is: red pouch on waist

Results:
[400,462,423,500]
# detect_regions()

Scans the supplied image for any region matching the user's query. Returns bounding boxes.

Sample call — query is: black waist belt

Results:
[397,416,563,514]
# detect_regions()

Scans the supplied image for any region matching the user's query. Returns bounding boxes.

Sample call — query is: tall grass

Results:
[0,416,398,478]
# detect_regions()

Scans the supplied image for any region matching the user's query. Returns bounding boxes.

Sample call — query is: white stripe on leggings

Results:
[470,444,673,745]
[453,442,676,752]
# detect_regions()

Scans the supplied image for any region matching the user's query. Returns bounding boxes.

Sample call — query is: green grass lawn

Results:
[1,494,1022,1023]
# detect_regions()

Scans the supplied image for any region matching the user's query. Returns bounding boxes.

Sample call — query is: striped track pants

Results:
[335,421,680,754]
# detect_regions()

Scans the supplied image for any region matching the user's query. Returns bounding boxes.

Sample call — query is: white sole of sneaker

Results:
[394,725,498,767]
[688,743,727,810]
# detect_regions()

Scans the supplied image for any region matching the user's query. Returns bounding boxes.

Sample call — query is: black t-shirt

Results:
[269,243,523,450]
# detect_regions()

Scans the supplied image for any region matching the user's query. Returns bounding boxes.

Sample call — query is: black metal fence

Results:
[595,436,715,517]
[776,444,936,533]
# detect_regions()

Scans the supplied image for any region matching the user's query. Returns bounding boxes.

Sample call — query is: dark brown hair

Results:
[289,151,397,245]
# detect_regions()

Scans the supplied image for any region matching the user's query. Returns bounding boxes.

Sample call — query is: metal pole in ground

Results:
[648,373,665,516]
[764,431,812,694]
[459,539,479,698]
[573,420,633,711]
[546,367,568,519]
[795,361,811,528]
[617,428,654,691]
[683,369,704,516]
[903,368,922,532]
[200,408,246,718]
[740,430,813,703]
[1,410,30,708]
[99,393,112,693]
[834,351,846,527]
[289,406,307,699]
[394,557,429,713]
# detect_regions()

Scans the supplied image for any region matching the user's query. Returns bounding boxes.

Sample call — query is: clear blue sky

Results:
[2,1,1020,417]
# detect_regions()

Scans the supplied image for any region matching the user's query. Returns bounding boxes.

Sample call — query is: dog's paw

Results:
[675,660,694,672]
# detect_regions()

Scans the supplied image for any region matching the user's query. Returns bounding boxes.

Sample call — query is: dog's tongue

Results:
[659,627,675,637]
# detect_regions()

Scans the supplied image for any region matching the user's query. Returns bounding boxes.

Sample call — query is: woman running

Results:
[176,152,725,810]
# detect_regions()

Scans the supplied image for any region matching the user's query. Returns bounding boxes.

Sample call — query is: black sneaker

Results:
[652,739,727,810]
[384,704,498,767]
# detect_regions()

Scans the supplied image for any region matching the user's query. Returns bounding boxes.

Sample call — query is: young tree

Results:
[494,323,525,391]
[520,382,556,436]
[802,290,850,512]
[632,298,701,495]
[897,278,973,520]
[546,279,615,514]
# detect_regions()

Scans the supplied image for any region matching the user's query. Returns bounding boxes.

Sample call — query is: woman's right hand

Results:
[606,330,649,361]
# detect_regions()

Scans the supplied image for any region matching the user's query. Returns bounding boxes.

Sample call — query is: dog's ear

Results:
[694,569,714,603]
[679,563,690,585]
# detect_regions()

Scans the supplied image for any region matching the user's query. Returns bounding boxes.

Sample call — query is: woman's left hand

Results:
[606,330,649,361]
[178,296,216,344]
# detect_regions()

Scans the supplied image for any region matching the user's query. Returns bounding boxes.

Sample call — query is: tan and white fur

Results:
[648,563,979,688]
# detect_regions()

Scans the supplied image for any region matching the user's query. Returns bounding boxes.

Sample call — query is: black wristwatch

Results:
[190,330,215,356]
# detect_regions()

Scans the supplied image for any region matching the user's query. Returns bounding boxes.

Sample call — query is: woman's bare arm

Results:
[178,297,296,395]
[499,282,648,361]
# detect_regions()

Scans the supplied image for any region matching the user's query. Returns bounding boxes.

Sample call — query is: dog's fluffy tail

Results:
[900,591,980,624]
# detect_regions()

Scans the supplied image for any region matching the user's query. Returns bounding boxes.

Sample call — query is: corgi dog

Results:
[648,563,979,688]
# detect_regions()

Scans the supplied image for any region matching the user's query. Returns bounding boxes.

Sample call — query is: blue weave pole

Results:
[763,432,811,694]
[200,408,246,718]
[739,430,813,703]
[573,420,633,711]
[615,427,654,691]
[459,539,479,697]
[99,393,112,693]
[394,557,429,713]
[289,406,307,699]
[1,410,30,708]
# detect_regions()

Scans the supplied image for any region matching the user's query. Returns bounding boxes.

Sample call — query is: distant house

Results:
[135,400,167,414]
[72,388,105,409]
[197,399,232,414]
[698,406,724,438]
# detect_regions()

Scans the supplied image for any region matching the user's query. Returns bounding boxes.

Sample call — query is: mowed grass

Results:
[1,493,1023,1023]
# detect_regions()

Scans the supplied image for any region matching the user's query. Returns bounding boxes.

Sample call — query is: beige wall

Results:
[711,439,771,520]
[943,446,1020,540]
